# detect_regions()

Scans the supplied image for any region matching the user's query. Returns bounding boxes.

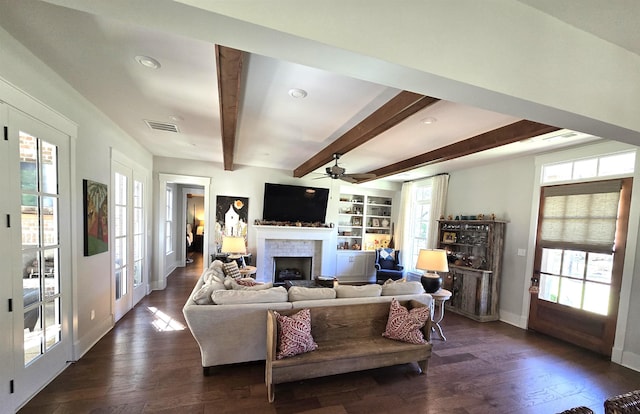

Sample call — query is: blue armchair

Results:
[375,248,404,284]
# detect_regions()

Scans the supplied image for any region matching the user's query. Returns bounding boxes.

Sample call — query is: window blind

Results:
[540,180,621,252]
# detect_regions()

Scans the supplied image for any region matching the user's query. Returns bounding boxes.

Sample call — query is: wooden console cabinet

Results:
[438,220,506,322]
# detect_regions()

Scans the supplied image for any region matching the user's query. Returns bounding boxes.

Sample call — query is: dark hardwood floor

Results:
[19,254,640,414]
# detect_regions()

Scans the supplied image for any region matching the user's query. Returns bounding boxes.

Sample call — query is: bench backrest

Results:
[271,300,429,342]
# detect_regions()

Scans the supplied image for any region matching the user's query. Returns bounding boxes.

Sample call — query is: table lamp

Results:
[221,236,247,267]
[416,249,448,293]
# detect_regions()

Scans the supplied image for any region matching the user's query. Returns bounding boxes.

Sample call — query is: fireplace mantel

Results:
[255,225,335,282]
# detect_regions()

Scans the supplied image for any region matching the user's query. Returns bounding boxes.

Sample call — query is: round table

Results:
[239,265,257,278]
[430,288,452,341]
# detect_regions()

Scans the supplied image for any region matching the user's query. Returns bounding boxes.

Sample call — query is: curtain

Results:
[396,180,414,269]
[428,174,449,249]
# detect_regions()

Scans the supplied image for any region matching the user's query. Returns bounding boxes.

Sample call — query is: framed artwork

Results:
[216,195,249,241]
[83,179,109,256]
[352,216,362,226]
[442,232,457,244]
[372,218,380,227]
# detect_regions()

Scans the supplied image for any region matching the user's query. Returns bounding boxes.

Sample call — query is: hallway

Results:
[19,254,640,413]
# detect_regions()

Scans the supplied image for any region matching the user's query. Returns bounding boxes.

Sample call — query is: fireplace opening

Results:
[273,256,312,284]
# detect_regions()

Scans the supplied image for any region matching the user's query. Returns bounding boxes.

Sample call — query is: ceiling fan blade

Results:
[343,173,377,179]
[339,176,358,183]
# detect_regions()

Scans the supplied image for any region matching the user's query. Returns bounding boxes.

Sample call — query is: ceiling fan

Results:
[323,153,376,183]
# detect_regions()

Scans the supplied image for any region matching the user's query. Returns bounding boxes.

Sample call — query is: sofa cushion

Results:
[223,261,242,279]
[212,286,288,305]
[274,308,318,359]
[382,298,430,344]
[334,284,382,298]
[381,281,424,296]
[288,286,336,302]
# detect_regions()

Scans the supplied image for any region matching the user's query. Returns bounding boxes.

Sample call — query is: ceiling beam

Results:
[357,120,561,182]
[216,45,244,171]
[293,91,440,178]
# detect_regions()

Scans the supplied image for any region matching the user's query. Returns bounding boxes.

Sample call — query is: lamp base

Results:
[420,273,442,293]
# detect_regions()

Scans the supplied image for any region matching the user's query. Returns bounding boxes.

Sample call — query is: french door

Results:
[528,179,632,356]
[112,160,147,321]
[6,108,72,407]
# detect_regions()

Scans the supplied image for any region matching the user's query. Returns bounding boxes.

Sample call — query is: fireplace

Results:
[254,225,334,282]
[273,256,312,284]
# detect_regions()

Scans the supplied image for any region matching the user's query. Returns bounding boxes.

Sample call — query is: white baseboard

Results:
[73,314,114,360]
[499,309,528,329]
[618,350,640,372]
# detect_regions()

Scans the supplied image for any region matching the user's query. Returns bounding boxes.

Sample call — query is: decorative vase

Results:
[420,274,442,293]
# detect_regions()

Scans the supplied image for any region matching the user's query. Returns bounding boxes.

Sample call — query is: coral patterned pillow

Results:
[274,308,318,359]
[382,298,430,344]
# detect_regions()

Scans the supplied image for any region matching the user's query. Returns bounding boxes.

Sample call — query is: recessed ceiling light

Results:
[421,117,437,124]
[288,88,308,98]
[135,55,161,69]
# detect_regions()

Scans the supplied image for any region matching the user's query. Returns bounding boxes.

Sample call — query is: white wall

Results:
[0,25,153,358]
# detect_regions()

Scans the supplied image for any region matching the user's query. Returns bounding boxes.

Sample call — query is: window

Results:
[542,150,635,184]
[407,180,434,269]
[165,187,173,254]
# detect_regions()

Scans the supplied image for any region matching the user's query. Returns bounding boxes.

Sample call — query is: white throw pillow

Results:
[334,284,382,298]
[204,260,225,283]
[381,281,425,296]
[193,282,215,305]
[288,286,337,302]
[212,286,288,305]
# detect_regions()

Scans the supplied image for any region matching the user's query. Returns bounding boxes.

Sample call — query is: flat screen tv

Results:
[262,183,330,223]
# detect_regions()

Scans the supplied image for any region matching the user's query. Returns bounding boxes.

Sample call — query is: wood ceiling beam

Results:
[293,91,440,178]
[357,120,561,183]
[216,45,244,171]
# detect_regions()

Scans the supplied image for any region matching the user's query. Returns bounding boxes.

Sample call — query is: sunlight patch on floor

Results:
[147,306,186,331]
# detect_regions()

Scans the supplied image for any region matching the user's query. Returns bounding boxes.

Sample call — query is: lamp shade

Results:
[415,249,448,293]
[415,249,449,273]
[221,236,246,255]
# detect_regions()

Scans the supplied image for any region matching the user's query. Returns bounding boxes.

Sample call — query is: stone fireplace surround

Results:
[254,225,334,282]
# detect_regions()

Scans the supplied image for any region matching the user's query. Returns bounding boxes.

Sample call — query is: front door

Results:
[528,179,632,356]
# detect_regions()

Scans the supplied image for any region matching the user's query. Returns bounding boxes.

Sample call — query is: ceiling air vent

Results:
[144,120,179,133]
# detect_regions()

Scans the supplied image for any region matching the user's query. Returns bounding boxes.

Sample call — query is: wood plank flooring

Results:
[19,254,640,414]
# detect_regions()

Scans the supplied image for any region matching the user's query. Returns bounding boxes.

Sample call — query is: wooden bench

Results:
[265,300,432,402]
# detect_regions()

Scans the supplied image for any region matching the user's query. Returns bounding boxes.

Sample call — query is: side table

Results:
[430,288,452,341]
[239,265,257,279]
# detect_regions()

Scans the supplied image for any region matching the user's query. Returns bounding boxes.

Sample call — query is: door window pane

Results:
[539,274,559,302]
[42,196,58,246]
[43,248,59,297]
[41,141,57,194]
[562,250,586,278]
[44,298,61,350]
[559,278,583,308]
[586,253,613,283]
[583,282,609,315]
[540,248,562,274]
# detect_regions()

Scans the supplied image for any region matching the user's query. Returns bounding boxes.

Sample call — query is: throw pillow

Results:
[288,286,336,301]
[192,282,215,305]
[382,298,430,344]
[222,261,242,279]
[383,278,406,285]
[212,286,288,305]
[274,308,318,359]
[236,278,258,287]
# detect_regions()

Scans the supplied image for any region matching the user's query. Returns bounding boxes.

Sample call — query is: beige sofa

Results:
[182,261,433,375]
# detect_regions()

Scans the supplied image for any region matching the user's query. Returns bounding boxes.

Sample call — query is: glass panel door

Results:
[9,108,71,408]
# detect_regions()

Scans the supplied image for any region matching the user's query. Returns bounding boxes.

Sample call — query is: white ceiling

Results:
[2,1,636,183]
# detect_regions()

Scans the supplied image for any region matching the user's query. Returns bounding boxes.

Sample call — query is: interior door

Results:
[528,179,632,356]
[8,108,72,407]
